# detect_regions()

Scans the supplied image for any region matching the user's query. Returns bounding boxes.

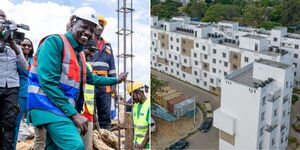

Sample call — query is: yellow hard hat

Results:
[97,15,107,26]
[127,81,144,94]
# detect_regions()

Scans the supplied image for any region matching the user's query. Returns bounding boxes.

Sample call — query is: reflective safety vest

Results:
[133,97,150,146]
[82,63,95,115]
[27,34,87,117]
[90,39,116,93]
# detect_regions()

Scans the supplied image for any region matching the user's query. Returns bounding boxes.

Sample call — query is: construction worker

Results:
[81,39,99,150]
[127,81,150,149]
[26,7,128,150]
[90,15,116,130]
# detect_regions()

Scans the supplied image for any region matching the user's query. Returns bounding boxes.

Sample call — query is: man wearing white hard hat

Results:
[26,7,128,149]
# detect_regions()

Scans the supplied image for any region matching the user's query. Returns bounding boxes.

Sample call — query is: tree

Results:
[151,5,163,16]
[151,75,169,100]
[202,4,241,22]
[183,1,207,18]
[242,4,272,26]
[258,21,282,30]
[280,0,300,27]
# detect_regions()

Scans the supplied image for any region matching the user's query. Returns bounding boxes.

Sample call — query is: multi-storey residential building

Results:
[213,59,294,149]
[150,16,300,95]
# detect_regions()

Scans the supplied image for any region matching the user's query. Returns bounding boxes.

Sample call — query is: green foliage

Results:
[202,3,241,22]
[280,0,300,27]
[258,21,281,30]
[292,123,300,133]
[183,1,207,18]
[292,95,299,105]
[242,4,272,26]
[150,75,169,100]
[151,0,182,19]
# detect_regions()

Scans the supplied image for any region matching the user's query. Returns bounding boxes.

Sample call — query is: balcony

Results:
[265,124,278,133]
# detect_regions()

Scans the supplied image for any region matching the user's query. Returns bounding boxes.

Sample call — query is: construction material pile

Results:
[93,129,121,150]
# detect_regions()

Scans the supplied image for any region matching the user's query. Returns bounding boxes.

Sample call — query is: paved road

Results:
[152,69,219,149]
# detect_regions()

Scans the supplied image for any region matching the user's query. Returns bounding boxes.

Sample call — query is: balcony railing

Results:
[265,124,278,133]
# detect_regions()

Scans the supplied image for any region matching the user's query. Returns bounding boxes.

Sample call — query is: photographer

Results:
[0,9,28,150]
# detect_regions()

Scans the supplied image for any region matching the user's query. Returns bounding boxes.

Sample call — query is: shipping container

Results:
[167,95,188,113]
[173,97,196,118]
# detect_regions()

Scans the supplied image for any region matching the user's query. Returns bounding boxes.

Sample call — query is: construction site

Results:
[0,0,150,149]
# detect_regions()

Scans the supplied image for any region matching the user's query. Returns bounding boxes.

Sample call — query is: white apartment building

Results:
[150,16,300,95]
[213,59,294,149]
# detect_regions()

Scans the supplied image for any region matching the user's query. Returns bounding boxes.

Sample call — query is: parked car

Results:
[199,118,213,132]
[169,139,189,150]
[206,110,213,118]
[151,117,156,132]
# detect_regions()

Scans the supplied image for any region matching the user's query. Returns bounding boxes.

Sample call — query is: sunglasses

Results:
[21,43,32,48]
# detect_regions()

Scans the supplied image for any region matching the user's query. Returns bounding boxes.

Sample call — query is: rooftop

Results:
[230,66,261,88]
[242,34,266,40]
[256,59,290,69]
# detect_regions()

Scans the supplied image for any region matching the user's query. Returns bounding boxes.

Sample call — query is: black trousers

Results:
[0,87,19,150]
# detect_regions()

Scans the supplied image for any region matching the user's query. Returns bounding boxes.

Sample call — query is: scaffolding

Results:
[116,0,134,149]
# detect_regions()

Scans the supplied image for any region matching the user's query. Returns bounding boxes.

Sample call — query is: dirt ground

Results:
[288,93,300,150]
[151,108,203,149]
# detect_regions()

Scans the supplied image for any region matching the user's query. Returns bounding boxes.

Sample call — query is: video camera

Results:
[0,19,29,43]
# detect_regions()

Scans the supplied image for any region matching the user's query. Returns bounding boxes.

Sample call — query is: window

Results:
[204,81,207,86]
[161,43,165,47]
[235,36,239,39]
[262,96,266,106]
[213,49,216,54]
[202,46,206,50]
[184,59,187,63]
[204,72,207,77]
[274,37,277,42]
[295,72,297,76]
[283,110,286,117]
[233,54,238,59]
[171,62,173,65]
[160,51,163,55]
[272,138,275,145]
[196,43,199,48]
[170,45,173,49]
[244,57,249,62]
[294,54,298,59]
[196,79,200,83]
[152,41,154,45]
[176,38,179,43]
[174,56,177,60]
[195,61,198,65]
[154,48,157,52]
[171,69,173,73]
[176,47,179,51]
[296,44,299,49]
[255,43,258,51]
[286,81,288,88]
[161,35,164,39]
[177,71,179,75]
[274,109,277,117]
[170,37,173,41]
[224,62,228,67]
[210,78,214,83]
[260,127,264,136]
[203,63,208,69]
[182,73,185,78]
[168,54,171,58]
[261,112,265,121]
[212,59,216,64]
[154,33,156,37]
[194,71,197,75]
[204,54,208,59]
[176,64,179,67]
[222,52,226,58]
[194,53,197,58]
[213,68,216,73]
[224,72,227,76]
[294,63,297,68]
[165,67,168,71]
[233,64,238,70]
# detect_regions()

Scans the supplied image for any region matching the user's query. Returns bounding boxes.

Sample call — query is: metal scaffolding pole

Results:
[116,0,134,149]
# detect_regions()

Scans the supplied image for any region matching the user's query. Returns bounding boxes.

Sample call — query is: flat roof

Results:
[230,67,259,87]
[256,59,290,69]
[242,34,266,40]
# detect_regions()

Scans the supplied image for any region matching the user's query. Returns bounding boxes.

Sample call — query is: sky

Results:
[0,0,150,89]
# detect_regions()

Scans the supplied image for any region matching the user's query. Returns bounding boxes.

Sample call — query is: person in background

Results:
[81,39,99,150]
[0,9,28,150]
[14,38,34,148]
[90,15,116,130]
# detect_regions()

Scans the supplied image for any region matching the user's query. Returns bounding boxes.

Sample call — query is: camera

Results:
[0,19,29,52]
[0,19,29,43]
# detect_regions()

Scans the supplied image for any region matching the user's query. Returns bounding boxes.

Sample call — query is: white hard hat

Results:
[73,7,99,26]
